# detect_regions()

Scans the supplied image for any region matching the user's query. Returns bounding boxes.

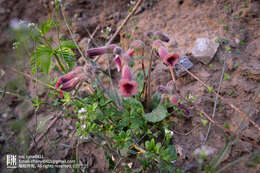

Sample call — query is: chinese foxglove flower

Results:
[113,55,122,72]
[118,65,138,97]
[122,48,134,65]
[130,40,145,52]
[86,44,117,57]
[55,66,87,97]
[153,40,179,67]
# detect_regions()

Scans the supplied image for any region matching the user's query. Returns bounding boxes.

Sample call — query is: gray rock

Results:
[240,59,260,81]
[191,38,219,64]
[175,56,193,77]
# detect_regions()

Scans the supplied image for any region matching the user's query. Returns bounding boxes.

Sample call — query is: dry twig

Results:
[94,0,143,62]
[177,62,260,132]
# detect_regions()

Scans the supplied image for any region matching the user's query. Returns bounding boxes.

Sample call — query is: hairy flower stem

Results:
[141,49,147,98]
[169,67,179,92]
[146,50,153,109]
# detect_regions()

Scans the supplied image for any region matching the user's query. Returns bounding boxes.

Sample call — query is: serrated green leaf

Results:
[143,105,167,123]
[160,145,177,161]
[39,19,56,35]
[58,40,77,49]
[56,47,76,70]
[33,45,53,75]
[39,52,52,75]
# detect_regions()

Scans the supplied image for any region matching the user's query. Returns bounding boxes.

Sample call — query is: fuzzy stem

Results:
[141,49,147,99]
[169,67,180,95]
[146,50,153,109]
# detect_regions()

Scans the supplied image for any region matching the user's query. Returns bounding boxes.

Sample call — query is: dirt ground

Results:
[0,0,259,172]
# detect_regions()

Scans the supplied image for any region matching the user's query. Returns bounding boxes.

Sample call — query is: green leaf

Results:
[39,19,55,35]
[56,47,76,70]
[207,86,214,93]
[223,25,229,31]
[58,40,77,49]
[160,145,177,161]
[33,45,53,75]
[151,93,161,110]
[39,52,52,75]
[39,19,56,35]
[201,119,208,126]
[224,73,231,80]
[225,45,231,52]
[143,105,167,123]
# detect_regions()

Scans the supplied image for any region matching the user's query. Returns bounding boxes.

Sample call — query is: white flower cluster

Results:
[164,128,174,136]
[193,145,215,163]
[10,19,36,30]
[78,107,87,114]
[12,42,20,50]
[78,108,87,120]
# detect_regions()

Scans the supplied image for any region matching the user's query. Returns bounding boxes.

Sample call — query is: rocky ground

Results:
[0,0,259,172]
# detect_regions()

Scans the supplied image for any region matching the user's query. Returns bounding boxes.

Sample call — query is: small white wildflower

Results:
[2,113,8,118]
[106,26,112,32]
[78,108,87,114]
[79,116,85,120]
[10,19,21,30]
[127,162,133,168]
[130,0,136,5]
[80,135,90,141]
[111,155,115,161]
[101,141,106,145]
[193,145,215,163]
[170,160,176,164]
[235,38,240,44]
[82,124,86,129]
[12,42,20,50]
[27,22,35,28]
[165,128,174,137]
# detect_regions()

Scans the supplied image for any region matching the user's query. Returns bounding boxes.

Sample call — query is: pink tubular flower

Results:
[55,66,86,97]
[118,65,138,97]
[122,48,134,65]
[153,40,179,67]
[130,40,145,51]
[113,55,122,72]
[170,95,179,105]
[86,44,117,57]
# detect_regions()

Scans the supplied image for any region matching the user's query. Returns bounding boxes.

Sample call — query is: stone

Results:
[175,56,193,77]
[255,87,260,104]
[14,100,34,119]
[240,59,260,81]
[191,38,219,64]
[246,38,260,60]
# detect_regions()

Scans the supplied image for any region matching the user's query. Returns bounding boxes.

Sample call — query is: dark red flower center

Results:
[123,83,134,94]
[167,56,177,66]
[166,54,179,66]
